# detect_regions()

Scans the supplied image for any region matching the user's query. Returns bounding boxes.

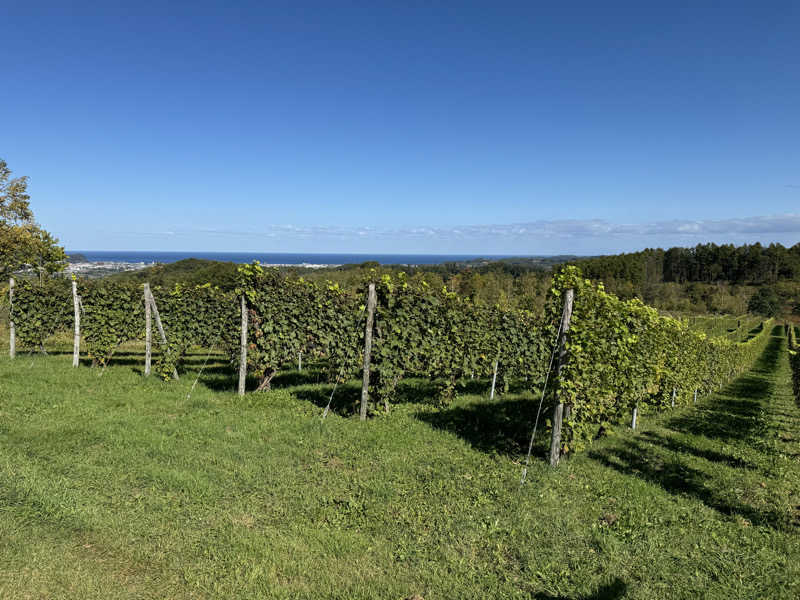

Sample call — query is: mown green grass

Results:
[1,328,799,599]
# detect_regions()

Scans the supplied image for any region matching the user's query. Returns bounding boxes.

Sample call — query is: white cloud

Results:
[105,214,800,249]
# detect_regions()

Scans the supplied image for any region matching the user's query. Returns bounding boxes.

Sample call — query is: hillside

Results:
[0,326,798,598]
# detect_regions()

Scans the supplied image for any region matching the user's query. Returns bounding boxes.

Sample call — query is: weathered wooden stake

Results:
[144,284,152,376]
[72,280,80,367]
[671,387,676,408]
[8,278,15,359]
[549,288,574,467]
[298,351,302,372]
[490,360,498,399]
[631,404,638,429]
[238,294,248,396]
[146,288,179,380]
[360,283,377,421]
[693,389,698,404]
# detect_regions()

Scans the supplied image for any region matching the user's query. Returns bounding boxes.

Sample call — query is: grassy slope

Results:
[0,329,798,599]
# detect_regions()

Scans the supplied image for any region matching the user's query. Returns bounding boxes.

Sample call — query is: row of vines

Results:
[7,267,546,410]
[9,278,237,379]
[5,265,775,459]
[549,267,773,452]
[235,262,546,406]
[687,314,763,342]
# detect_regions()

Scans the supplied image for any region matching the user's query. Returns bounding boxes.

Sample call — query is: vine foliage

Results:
[231,263,363,392]
[80,281,144,366]
[549,266,773,452]
[370,272,547,407]
[5,266,779,446]
[9,278,72,350]
[150,283,237,379]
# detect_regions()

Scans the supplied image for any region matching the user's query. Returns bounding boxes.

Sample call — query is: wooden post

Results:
[144,284,152,376]
[360,283,377,421]
[631,404,638,429]
[146,288,179,380]
[298,351,302,372]
[549,288,574,467]
[671,387,676,408]
[490,360,498,399]
[72,280,80,367]
[8,278,15,359]
[693,389,698,404]
[238,294,247,396]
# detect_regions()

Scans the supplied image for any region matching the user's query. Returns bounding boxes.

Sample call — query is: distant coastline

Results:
[66,250,529,267]
[62,251,578,278]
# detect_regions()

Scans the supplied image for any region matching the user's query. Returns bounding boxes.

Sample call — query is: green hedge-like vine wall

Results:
[549,266,773,451]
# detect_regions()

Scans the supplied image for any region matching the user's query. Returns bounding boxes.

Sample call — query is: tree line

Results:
[572,243,800,286]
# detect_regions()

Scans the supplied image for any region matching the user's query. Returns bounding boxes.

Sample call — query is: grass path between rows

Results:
[0,327,798,599]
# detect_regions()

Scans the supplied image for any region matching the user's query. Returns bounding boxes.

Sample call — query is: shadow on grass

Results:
[290,377,458,415]
[271,369,329,387]
[292,382,362,415]
[638,431,757,470]
[56,350,232,373]
[588,331,795,531]
[534,578,627,600]
[662,333,782,443]
[587,438,792,531]
[743,321,765,342]
[196,366,343,396]
[415,396,547,456]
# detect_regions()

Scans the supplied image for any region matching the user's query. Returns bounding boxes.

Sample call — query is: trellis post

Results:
[238,294,247,396]
[144,283,152,376]
[72,279,80,367]
[8,278,15,359]
[360,283,377,420]
[549,287,574,467]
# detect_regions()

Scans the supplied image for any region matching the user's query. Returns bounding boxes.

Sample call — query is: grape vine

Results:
[8,278,72,350]
[231,263,364,391]
[549,266,773,452]
[4,265,779,448]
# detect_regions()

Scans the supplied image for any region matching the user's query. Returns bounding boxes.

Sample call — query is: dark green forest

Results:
[575,242,800,285]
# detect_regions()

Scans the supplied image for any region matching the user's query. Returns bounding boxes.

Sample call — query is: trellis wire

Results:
[186,330,224,402]
[322,360,349,420]
[520,308,565,485]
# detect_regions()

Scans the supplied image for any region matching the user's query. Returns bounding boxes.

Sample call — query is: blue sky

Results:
[3,1,799,255]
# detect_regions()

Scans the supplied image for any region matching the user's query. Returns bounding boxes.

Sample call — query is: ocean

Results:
[69,251,522,266]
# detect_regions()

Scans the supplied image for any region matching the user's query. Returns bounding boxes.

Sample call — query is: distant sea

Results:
[69,251,522,266]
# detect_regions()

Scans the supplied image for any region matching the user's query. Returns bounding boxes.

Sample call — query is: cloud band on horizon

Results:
[114,213,800,242]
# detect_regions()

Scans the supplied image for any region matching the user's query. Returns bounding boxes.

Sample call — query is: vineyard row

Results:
[4,264,774,461]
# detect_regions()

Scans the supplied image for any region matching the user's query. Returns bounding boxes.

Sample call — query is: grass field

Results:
[1,327,799,599]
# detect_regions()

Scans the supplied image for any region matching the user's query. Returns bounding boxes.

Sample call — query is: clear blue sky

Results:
[3,1,799,255]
